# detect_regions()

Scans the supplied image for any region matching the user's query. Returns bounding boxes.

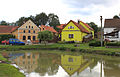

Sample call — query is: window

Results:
[70,26,72,29]
[23,36,26,40]
[68,58,73,62]
[69,34,74,38]
[33,36,36,41]
[29,26,30,28]
[29,30,30,33]
[26,26,27,28]
[32,26,33,29]
[68,26,74,29]
[23,30,25,33]
[33,30,35,33]
[43,28,44,30]
[28,36,31,40]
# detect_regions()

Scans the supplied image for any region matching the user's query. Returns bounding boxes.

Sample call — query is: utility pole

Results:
[100,16,103,47]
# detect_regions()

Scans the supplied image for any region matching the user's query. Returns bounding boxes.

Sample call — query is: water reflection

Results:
[2,52,120,77]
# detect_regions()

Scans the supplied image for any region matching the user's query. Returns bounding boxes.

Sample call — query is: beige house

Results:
[12,20,40,43]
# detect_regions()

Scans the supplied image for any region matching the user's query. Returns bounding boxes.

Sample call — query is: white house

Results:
[104,19,120,41]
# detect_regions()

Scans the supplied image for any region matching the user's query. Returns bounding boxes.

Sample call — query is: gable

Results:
[19,20,39,30]
[62,20,90,34]
[63,21,80,31]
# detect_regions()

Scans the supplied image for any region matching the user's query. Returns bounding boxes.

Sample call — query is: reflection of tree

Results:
[35,53,60,76]
[103,59,120,77]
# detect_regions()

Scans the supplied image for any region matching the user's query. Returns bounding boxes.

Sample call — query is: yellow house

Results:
[79,21,94,39]
[12,20,40,43]
[60,55,94,76]
[61,20,94,42]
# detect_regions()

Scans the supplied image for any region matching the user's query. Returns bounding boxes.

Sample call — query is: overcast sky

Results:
[0,0,120,26]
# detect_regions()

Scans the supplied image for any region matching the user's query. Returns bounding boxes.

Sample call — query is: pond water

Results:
[2,51,120,77]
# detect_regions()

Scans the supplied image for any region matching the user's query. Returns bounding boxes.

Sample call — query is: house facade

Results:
[12,20,40,43]
[61,20,94,42]
[104,19,120,41]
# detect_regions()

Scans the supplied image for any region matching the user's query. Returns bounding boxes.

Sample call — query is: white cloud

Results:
[0,0,120,26]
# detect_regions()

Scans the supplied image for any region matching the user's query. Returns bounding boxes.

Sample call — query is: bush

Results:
[106,42,120,46]
[89,40,103,47]
[58,47,66,51]
[70,48,76,52]
[57,41,65,44]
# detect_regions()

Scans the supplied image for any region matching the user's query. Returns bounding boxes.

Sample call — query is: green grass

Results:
[0,54,7,61]
[0,43,120,52]
[0,64,25,77]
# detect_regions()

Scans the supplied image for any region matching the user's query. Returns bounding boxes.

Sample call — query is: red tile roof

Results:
[0,25,19,33]
[62,20,90,34]
[57,24,66,29]
[39,25,58,33]
[80,21,94,31]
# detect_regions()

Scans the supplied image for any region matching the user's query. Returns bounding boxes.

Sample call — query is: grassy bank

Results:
[0,43,120,56]
[0,54,25,77]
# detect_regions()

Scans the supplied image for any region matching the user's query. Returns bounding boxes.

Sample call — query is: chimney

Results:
[78,19,80,24]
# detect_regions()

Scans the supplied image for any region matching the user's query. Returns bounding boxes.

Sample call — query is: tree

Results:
[87,22,98,33]
[35,12,48,26]
[38,30,53,45]
[0,20,8,25]
[48,13,60,31]
[113,15,119,19]
[16,15,35,26]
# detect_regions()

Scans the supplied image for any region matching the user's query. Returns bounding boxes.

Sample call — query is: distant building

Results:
[104,19,120,41]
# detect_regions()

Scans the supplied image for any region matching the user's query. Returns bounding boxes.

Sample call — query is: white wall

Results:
[104,28,115,34]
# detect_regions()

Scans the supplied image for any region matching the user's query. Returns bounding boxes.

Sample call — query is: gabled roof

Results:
[80,21,94,31]
[62,20,90,34]
[104,19,120,28]
[0,25,19,33]
[39,25,58,33]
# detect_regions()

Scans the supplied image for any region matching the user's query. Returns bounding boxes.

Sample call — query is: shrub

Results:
[70,48,76,52]
[106,42,120,46]
[89,40,103,47]
[58,47,66,51]
[57,41,65,44]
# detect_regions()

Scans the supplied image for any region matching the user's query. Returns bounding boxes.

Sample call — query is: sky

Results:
[0,0,120,26]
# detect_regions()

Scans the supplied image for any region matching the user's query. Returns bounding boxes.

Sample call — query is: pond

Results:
[2,51,120,77]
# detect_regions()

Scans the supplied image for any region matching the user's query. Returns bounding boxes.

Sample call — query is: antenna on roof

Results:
[78,19,80,24]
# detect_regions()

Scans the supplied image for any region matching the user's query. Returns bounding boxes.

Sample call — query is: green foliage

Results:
[35,12,48,25]
[113,15,120,19]
[87,22,98,33]
[0,64,25,77]
[0,20,8,25]
[57,41,65,44]
[70,48,76,52]
[106,42,120,46]
[48,13,60,31]
[89,40,102,47]
[0,34,15,43]
[58,47,66,51]
[38,31,53,45]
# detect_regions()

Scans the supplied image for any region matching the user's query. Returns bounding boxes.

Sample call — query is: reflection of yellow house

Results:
[13,53,39,73]
[60,55,94,76]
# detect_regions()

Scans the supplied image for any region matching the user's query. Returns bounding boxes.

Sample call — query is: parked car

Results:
[2,38,25,45]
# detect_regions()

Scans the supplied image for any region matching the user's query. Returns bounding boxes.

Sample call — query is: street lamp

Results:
[100,16,103,47]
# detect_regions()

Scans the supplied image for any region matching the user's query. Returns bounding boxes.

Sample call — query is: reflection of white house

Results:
[104,19,120,41]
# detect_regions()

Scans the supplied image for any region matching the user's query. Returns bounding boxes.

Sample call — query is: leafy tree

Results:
[113,15,119,19]
[0,20,8,25]
[87,22,98,33]
[38,30,53,45]
[48,13,60,31]
[16,15,35,26]
[35,12,48,26]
